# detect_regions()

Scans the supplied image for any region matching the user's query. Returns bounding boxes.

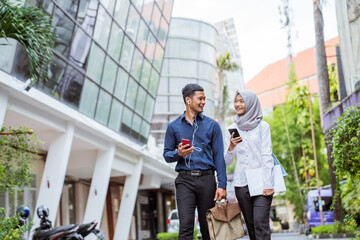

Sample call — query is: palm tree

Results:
[313,0,343,223]
[216,52,238,130]
[0,0,54,84]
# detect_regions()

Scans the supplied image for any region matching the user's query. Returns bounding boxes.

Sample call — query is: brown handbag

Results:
[206,201,245,240]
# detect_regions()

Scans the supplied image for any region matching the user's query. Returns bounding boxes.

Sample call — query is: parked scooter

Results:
[32,205,82,240]
[32,205,105,240]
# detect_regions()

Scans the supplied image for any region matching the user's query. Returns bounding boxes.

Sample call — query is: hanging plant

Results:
[0,126,41,192]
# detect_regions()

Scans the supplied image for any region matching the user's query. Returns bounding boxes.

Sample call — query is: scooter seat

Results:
[33,224,78,238]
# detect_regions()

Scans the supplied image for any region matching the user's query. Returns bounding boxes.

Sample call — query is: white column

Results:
[0,88,9,128]
[32,122,75,228]
[83,144,115,226]
[113,157,144,240]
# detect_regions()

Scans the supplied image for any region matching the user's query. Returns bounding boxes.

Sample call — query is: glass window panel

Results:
[132,114,142,132]
[130,49,143,80]
[38,0,54,14]
[199,79,215,100]
[160,58,168,74]
[86,43,105,83]
[135,87,146,114]
[100,0,116,14]
[169,18,198,39]
[0,38,16,73]
[69,26,92,69]
[52,7,75,57]
[143,95,155,121]
[140,121,150,137]
[108,23,124,61]
[169,59,197,78]
[162,0,173,22]
[79,79,99,117]
[101,57,117,92]
[77,0,98,27]
[145,32,156,62]
[132,0,144,12]
[155,0,164,10]
[199,22,216,46]
[157,17,168,47]
[169,95,185,113]
[61,65,85,108]
[148,69,159,95]
[199,43,215,64]
[93,6,112,49]
[120,36,135,71]
[142,0,154,25]
[12,45,30,81]
[125,77,138,108]
[154,95,167,113]
[135,19,149,53]
[140,59,151,88]
[114,0,130,29]
[39,55,67,98]
[169,77,194,95]
[121,107,133,127]
[114,67,129,101]
[157,77,168,95]
[54,0,79,18]
[95,89,112,125]
[153,44,164,71]
[126,5,140,41]
[150,4,161,35]
[108,99,123,131]
[198,62,214,81]
[166,39,198,59]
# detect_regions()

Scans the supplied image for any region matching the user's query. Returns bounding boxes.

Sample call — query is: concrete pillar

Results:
[113,157,143,240]
[0,88,9,128]
[83,144,115,226]
[32,122,75,229]
[157,192,165,233]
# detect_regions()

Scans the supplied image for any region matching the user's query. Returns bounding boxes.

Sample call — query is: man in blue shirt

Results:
[163,83,227,240]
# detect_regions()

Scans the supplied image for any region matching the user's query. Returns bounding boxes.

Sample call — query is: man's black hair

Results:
[181,83,204,103]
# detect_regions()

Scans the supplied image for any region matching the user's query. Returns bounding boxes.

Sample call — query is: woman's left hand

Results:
[263,189,274,196]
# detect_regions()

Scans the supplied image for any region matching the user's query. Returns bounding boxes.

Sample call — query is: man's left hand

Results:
[214,188,227,201]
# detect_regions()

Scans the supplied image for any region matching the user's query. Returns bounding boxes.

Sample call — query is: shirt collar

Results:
[181,111,204,121]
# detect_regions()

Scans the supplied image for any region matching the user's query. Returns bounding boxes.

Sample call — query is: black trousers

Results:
[175,173,216,240]
[235,186,273,240]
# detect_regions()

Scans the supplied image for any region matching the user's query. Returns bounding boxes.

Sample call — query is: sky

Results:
[171,0,339,83]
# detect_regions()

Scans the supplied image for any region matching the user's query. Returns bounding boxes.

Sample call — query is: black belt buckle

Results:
[190,170,201,176]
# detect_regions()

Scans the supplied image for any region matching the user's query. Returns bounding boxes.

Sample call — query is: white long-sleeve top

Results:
[224,121,274,189]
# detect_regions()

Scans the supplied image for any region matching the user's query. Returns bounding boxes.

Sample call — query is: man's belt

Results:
[178,169,215,176]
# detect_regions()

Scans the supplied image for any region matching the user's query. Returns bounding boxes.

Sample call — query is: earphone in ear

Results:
[187,100,190,104]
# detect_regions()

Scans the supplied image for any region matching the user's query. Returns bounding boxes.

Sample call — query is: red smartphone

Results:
[181,139,191,148]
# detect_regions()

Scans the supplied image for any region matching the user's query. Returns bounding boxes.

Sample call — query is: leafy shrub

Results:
[0,208,32,240]
[310,221,356,234]
[157,229,199,240]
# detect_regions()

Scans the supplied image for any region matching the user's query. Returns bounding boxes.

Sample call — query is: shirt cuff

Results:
[263,182,274,189]
[218,181,227,189]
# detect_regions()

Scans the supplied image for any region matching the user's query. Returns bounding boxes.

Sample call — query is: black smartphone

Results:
[228,128,240,138]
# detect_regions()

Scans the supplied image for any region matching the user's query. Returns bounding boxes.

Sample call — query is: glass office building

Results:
[0,0,173,144]
[151,18,218,144]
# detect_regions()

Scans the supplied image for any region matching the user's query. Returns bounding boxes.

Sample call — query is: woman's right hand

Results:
[228,132,242,151]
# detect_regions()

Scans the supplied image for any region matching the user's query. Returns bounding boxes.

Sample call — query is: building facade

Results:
[0,0,175,239]
[151,17,218,145]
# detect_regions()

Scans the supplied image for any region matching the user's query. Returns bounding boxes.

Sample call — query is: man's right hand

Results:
[228,132,242,151]
[178,143,194,157]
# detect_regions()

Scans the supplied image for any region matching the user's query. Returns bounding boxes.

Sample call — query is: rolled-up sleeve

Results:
[261,122,274,189]
[224,128,236,166]
[163,124,181,163]
[212,123,227,189]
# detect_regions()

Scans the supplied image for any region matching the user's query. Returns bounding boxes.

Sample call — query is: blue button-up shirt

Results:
[163,112,227,189]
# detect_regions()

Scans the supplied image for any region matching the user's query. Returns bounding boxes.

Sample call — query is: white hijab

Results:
[234,90,263,131]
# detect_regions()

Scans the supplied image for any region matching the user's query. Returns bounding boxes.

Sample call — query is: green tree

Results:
[216,52,238,130]
[266,65,329,221]
[0,0,54,84]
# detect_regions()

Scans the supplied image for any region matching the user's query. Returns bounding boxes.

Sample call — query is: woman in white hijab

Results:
[224,90,274,240]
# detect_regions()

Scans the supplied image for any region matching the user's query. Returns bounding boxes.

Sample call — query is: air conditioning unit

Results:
[349,75,360,93]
